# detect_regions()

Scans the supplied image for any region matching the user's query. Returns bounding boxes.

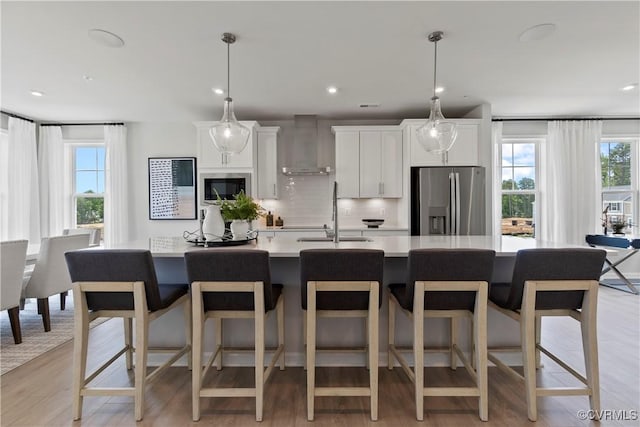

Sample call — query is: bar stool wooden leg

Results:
[72,284,89,421]
[306,282,317,421]
[254,281,265,422]
[365,316,370,370]
[388,293,396,370]
[521,282,538,422]
[369,283,379,421]
[581,283,601,419]
[475,284,489,422]
[184,299,192,370]
[413,282,425,421]
[469,317,476,370]
[535,314,542,369]
[277,295,285,370]
[215,318,223,371]
[450,317,458,370]
[133,283,149,422]
[192,282,204,421]
[303,310,307,371]
[124,318,133,370]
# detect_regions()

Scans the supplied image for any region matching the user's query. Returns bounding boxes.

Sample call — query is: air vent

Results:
[359,103,381,108]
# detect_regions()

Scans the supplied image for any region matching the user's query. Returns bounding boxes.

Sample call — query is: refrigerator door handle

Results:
[455,172,461,235]
[449,172,455,235]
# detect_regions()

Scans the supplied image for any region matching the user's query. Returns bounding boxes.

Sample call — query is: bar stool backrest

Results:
[403,249,495,311]
[501,248,606,311]
[300,249,384,310]
[185,250,277,311]
[65,250,164,311]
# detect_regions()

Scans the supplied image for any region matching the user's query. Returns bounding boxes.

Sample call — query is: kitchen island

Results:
[112,235,584,368]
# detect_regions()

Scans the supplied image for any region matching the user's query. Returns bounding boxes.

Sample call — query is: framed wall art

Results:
[148,157,197,220]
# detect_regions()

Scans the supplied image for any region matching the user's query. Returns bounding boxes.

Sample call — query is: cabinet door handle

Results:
[273,183,276,197]
[381,182,384,195]
[378,182,382,195]
[221,153,228,165]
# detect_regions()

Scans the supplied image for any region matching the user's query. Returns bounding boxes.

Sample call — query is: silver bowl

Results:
[362,218,384,228]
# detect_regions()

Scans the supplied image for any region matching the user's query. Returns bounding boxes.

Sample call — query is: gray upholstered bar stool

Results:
[64,250,191,421]
[300,248,384,421]
[388,249,495,421]
[184,250,284,422]
[488,248,606,421]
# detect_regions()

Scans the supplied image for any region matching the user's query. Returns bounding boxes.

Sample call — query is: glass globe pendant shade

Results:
[416,97,457,154]
[209,97,250,155]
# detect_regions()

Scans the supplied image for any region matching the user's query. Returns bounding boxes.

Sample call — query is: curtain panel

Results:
[540,120,602,245]
[104,125,128,246]
[38,126,65,237]
[6,117,40,242]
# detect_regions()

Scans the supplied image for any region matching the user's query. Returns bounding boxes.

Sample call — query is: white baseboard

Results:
[147,350,524,369]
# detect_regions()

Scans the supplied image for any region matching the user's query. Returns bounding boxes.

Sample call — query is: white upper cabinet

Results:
[333,127,403,198]
[194,121,258,169]
[256,127,279,199]
[406,119,480,167]
[334,130,360,198]
[359,130,402,198]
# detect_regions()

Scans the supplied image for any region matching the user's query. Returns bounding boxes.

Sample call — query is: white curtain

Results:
[38,126,65,237]
[540,120,602,245]
[491,122,503,238]
[104,125,128,246]
[6,117,40,243]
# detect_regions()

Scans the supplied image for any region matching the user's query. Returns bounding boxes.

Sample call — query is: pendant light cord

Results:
[227,41,231,99]
[432,39,438,99]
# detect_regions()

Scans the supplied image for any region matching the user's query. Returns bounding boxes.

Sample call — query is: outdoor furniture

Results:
[585,234,640,294]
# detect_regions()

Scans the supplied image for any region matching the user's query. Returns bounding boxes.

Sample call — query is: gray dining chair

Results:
[1,240,29,344]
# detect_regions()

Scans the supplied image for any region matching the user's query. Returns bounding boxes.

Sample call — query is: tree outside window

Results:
[601,141,634,232]
[501,141,538,237]
[74,146,105,239]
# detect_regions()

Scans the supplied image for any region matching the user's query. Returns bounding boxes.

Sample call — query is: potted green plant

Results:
[611,218,627,235]
[217,190,264,238]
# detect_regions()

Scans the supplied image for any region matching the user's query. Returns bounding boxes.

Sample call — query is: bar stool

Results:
[300,248,384,421]
[488,248,606,421]
[184,250,284,422]
[64,250,191,421]
[388,249,495,421]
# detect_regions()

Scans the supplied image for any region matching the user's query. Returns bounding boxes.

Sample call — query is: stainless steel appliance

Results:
[200,173,251,204]
[411,166,485,235]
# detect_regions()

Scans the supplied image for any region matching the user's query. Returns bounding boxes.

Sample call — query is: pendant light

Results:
[209,33,250,157]
[416,31,457,154]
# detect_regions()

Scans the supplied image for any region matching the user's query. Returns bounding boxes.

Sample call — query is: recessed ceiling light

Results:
[519,23,557,42]
[88,29,125,48]
[435,87,445,94]
[212,88,224,95]
[327,86,338,94]
[30,90,44,97]
[622,84,638,91]
[83,75,93,81]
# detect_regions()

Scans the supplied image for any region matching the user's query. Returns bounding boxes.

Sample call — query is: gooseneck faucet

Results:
[332,181,339,243]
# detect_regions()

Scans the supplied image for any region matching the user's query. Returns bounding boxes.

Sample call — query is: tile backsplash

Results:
[257,175,401,227]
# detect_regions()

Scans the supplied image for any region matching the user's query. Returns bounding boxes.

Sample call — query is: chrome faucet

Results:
[332,181,339,243]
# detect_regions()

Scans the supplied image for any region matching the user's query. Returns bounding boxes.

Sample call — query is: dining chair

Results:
[1,240,29,344]
[388,249,495,421]
[65,249,191,421]
[184,250,285,422]
[488,248,606,421]
[22,234,90,331]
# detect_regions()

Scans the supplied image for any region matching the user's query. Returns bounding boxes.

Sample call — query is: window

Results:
[500,139,539,237]
[601,139,637,231]
[72,145,105,239]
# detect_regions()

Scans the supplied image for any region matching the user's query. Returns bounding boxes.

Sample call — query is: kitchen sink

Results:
[296,236,373,242]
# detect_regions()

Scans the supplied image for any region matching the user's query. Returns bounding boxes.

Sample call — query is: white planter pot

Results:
[202,205,225,239]
[230,220,251,239]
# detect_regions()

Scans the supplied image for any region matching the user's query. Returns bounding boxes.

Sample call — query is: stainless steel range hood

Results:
[281,115,332,176]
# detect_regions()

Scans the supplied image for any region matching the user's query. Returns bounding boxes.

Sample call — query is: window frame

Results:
[65,139,105,229]
[600,137,638,231]
[499,137,541,238]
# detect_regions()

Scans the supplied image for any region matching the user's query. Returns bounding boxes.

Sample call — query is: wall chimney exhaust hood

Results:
[281,115,332,176]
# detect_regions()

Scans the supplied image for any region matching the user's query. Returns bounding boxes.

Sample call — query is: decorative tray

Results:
[185,230,259,247]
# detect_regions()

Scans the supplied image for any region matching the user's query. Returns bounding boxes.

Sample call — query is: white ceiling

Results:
[1,1,639,123]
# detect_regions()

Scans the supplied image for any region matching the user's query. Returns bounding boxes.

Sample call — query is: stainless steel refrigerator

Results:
[411,166,486,235]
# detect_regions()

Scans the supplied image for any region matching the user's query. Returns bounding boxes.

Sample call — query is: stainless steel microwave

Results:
[200,173,251,204]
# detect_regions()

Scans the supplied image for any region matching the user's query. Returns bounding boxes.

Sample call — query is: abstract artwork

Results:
[148,157,197,219]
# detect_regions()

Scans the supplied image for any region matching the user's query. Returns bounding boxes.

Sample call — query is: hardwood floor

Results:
[1,287,638,426]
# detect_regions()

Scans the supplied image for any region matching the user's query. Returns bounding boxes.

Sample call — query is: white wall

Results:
[127,122,198,240]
